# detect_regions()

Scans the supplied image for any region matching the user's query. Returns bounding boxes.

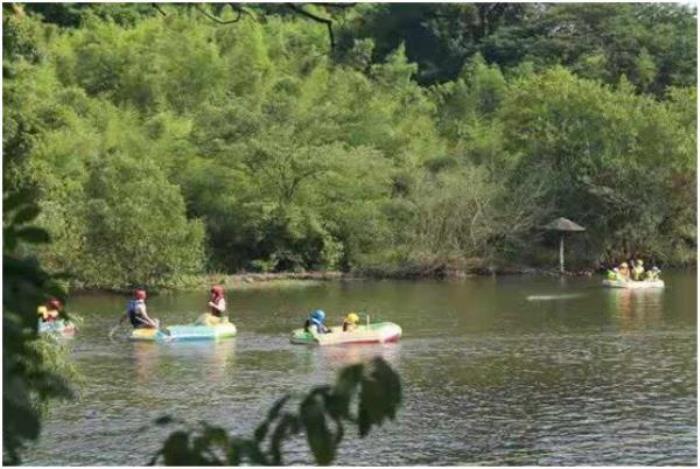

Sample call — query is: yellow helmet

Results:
[346,313,360,324]
[636,259,644,265]
[620,262,628,268]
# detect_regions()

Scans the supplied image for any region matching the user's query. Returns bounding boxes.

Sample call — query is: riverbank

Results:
[70,261,693,294]
[352,261,596,280]
[163,265,593,292]
[77,267,593,294]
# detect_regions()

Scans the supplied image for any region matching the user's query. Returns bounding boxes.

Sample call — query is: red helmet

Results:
[210,285,224,296]
[134,289,147,300]
[48,298,62,310]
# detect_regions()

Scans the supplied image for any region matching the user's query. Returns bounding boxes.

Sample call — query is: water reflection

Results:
[605,288,664,331]
[131,339,236,383]
[131,342,161,384]
[318,342,401,369]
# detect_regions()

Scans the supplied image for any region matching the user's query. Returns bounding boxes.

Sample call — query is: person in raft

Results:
[617,262,631,281]
[342,312,360,332]
[645,266,661,281]
[304,309,331,334]
[606,267,621,281]
[195,285,227,326]
[632,259,645,281]
[120,289,159,329]
[37,298,63,323]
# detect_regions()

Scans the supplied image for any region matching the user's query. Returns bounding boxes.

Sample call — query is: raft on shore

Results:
[130,321,237,342]
[290,322,402,346]
[602,279,665,289]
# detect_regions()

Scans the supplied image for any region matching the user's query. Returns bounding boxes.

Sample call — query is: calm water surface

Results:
[25,272,697,465]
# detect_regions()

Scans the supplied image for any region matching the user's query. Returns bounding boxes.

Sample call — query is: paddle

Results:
[108,322,121,339]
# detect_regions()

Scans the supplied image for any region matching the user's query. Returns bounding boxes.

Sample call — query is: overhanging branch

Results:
[152,3,167,16]
[285,3,335,49]
[152,3,340,51]
[314,3,357,9]
[194,4,243,24]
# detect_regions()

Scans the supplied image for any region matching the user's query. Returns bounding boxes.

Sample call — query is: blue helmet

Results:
[310,309,325,324]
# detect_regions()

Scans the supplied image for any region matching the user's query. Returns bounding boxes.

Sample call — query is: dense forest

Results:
[3,3,697,289]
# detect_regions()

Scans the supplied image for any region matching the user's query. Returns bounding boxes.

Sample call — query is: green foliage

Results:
[23,3,158,27]
[0,2,695,458]
[484,4,696,96]
[337,4,530,85]
[500,67,696,264]
[342,3,696,94]
[149,357,401,466]
[79,152,205,288]
[3,3,696,286]
[3,190,74,464]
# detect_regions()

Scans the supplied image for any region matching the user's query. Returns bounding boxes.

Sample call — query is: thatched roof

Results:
[543,217,585,232]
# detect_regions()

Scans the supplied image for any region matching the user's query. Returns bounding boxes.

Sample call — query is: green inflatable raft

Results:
[291,322,402,346]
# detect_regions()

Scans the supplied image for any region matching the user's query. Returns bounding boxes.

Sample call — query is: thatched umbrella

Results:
[544,217,585,273]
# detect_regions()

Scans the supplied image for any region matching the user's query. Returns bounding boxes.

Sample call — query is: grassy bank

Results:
[351,253,600,280]
[67,256,694,294]
[169,263,590,293]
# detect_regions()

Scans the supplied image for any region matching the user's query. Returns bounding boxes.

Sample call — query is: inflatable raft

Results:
[38,319,76,336]
[130,321,237,342]
[602,279,665,289]
[290,322,402,346]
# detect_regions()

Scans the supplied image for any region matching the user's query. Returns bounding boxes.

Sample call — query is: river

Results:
[24,271,696,465]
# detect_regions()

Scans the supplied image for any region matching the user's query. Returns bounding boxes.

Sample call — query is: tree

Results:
[80,152,205,288]
[481,3,696,96]
[4,3,695,282]
[501,67,695,264]
[3,190,74,464]
[337,3,531,84]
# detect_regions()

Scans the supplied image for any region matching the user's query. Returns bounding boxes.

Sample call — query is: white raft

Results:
[602,279,665,289]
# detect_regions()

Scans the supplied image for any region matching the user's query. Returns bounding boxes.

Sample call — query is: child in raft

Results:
[342,312,360,332]
[195,285,228,326]
[304,309,332,334]
[37,298,63,323]
[617,262,631,280]
[606,267,621,281]
[645,266,661,281]
[120,289,159,329]
[632,259,645,280]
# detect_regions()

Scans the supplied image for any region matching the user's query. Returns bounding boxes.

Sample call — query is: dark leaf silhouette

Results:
[150,357,401,465]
